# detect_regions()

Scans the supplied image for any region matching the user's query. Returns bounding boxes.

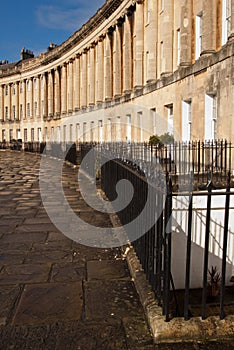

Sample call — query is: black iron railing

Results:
[100,153,234,322]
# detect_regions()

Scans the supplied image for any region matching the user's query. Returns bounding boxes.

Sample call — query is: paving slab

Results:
[87,259,130,281]
[50,262,86,282]
[84,280,143,320]
[12,282,83,326]
[0,264,51,285]
[0,285,22,326]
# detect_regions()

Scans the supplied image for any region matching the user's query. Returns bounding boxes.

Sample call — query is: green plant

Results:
[207,266,221,298]
[149,132,174,146]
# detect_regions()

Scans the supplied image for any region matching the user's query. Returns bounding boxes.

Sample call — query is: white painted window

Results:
[27,103,30,118]
[38,128,42,142]
[177,29,181,65]
[126,114,131,142]
[116,117,121,141]
[17,129,21,140]
[150,108,157,135]
[31,128,34,142]
[70,124,73,142]
[9,129,13,141]
[90,122,94,142]
[107,119,112,142]
[56,126,61,143]
[76,123,80,141]
[12,105,16,120]
[2,129,6,141]
[167,105,174,135]
[182,100,192,142]
[51,127,55,143]
[222,0,231,45]
[24,129,27,142]
[205,94,217,141]
[98,120,103,143]
[63,125,66,143]
[26,79,30,92]
[5,106,8,120]
[137,111,143,142]
[196,13,202,59]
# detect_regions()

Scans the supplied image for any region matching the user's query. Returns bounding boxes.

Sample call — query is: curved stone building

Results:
[0,0,233,143]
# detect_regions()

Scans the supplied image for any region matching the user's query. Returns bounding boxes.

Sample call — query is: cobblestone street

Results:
[0,150,233,350]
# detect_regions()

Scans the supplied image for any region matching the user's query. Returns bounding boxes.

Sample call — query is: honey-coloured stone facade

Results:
[0,0,233,143]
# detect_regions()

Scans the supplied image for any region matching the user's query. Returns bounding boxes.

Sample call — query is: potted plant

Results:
[207,266,221,300]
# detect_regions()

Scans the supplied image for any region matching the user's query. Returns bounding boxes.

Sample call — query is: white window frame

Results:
[177,29,181,65]
[222,0,231,45]
[205,94,217,141]
[196,13,202,59]
[182,100,192,142]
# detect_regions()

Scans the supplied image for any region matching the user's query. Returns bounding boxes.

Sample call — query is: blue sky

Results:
[0,0,105,63]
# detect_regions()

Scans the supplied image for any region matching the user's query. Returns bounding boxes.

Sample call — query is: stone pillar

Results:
[134,0,144,89]
[0,85,4,121]
[68,59,74,113]
[123,13,132,92]
[61,63,67,114]
[145,0,157,82]
[54,68,61,116]
[180,0,192,65]
[104,32,113,100]
[15,82,19,121]
[201,0,217,54]
[96,38,104,103]
[113,22,122,97]
[22,80,27,119]
[8,84,12,121]
[160,0,173,76]
[48,71,54,116]
[36,77,40,118]
[74,55,80,111]
[41,74,48,117]
[81,50,88,108]
[29,79,33,118]
[88,45,95,105]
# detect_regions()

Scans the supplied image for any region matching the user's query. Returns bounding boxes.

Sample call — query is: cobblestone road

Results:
[0,150,233,350]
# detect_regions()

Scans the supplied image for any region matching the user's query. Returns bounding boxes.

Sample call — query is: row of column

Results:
[1,0,234,122]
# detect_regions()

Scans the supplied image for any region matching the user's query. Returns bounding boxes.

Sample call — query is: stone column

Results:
[8,84,12,121]
[113,22,122,97]
[30,79,33,118]
[123,13,132,93]
[48,71,54,116]
[15,82,19,121]
[96,38,104,103]
[41,74,48,118]
[160,0,173,76]
[22,80,26,119]
[88,45,95,105]
[81,50,88,108]
[54,68,61,116]
[0,85,4,121]
[134,0,144,89]
[36,76,41,118]
[104,32,113,100]
[201,0,217,54]
[180,0,192,65]
[61,63,67,114]
[74,55,80,111]
[68,59,74,113]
